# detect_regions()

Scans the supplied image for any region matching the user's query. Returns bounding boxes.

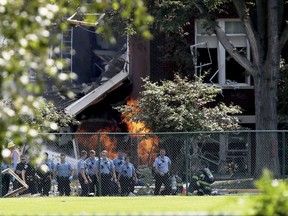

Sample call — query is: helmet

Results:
[7,141,15,148]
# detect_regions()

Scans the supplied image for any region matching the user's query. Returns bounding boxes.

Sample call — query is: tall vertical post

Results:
[0,165,2,198]
[282,131,286,176]
[97,132,101,196]
[185,133,188,196]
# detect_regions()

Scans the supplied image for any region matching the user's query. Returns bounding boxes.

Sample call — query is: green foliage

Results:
[149,0,231,76]
[27,98,79,131]
[80,0,153,40]
[0,0,152,158]
[194,0,232,14]
[252,169,288,216]
[0,0,73,153]
[117,74,241,132]
[278,59,288,128]
[1,98,79,132]
[150,0,197,75]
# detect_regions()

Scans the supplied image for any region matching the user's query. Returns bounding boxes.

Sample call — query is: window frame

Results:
[194,19,252,89]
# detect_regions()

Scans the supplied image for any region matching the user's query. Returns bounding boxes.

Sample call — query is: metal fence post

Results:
[282,131,286,176]
[97,132,101,196]
[184,133,188,196]
[0,165,2,198]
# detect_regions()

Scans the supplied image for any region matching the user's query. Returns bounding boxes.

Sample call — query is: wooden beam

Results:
[2,168,29,198]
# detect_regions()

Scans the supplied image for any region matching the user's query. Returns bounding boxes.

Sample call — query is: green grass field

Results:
[0,195,258,215]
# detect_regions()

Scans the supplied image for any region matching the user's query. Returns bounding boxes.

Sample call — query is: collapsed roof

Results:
[44,43,130,116]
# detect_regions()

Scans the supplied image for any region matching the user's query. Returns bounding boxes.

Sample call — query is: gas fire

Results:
[75,98,158,166]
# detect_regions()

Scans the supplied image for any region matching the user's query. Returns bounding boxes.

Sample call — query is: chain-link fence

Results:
[1,131,287,197]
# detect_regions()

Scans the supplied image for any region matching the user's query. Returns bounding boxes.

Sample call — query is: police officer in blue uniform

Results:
[113,150,125,195]
[153,149,172,195]
[118,156,137,196]
[1,161,10,196]
[85,150,98,196]
[15,155,35,194]
[95,150,117,196]
[19,155,37,195]
[77,150,89,196]
[37,152,55,196]
[15,155,26,180]
[54,153,74,196]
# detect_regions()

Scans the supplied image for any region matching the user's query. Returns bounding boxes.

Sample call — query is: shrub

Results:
[252,169,288,216]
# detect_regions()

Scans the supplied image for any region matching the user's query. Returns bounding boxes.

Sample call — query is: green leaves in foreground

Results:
[252,169,288,216]
[0,0,153,158]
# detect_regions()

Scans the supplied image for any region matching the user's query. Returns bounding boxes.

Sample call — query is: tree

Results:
[152,0,288,177]
[118,74,242,176]
[149,0,197,76]
[117,74,241,132]
[192,0,288,177]
[25,99,79,131]
[0,0,152,159]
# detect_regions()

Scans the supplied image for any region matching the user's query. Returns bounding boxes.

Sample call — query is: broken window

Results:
[194,19,251,87]
[196,48,218,83]
[226,48,247,84]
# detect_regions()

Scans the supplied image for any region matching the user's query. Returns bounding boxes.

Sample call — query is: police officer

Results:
[17,155,37,195]
[118,156,137,196]
[95,150,117,196]
[153,149,172,195]
[54,153,74,196]
[37,152,55,196]
[1,161,10,196]
[85,150,98,196]
[77,150,89,196]
[112,150,125,195]
[15,154,27,192]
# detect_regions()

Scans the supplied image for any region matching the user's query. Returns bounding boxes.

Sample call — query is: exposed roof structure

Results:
[64,43,129,115]
[65,69,129,115]
[44,43,129,116]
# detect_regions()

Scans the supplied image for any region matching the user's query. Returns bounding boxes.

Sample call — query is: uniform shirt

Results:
[23,163,36,178]
[96,158,114,174]
[85,157,98,175]
[37,159,54,178]
[77,158,87,175]
[45,159,55,172]
[55,162,72,177]
[153,156,171,174]
[113,156,125,173]
[119,162,135,178]
[1,162,9,171]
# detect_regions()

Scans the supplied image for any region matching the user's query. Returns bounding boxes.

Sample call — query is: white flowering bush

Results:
[0,0,152,159]
[117,74,242,132]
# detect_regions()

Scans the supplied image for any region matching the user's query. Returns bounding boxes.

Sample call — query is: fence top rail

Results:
[40,130,288,135]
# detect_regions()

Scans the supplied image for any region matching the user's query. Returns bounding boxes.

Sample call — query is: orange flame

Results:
[138,136,158,165]
[122,98,159,166]
[97,128,117,159]
[75,98,158,166]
